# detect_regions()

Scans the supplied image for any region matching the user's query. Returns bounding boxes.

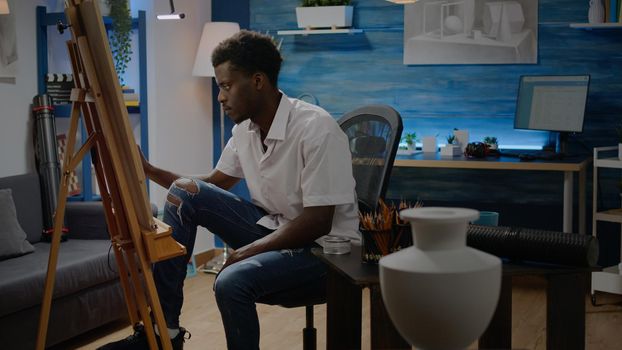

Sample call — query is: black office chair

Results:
[257,105,403,350]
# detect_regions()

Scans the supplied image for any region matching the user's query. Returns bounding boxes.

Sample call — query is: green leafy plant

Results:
[446,134,456,145]
[401,132,417,147]
[301,0,351,6]
[483,136,498,145]
[107,0,133,86]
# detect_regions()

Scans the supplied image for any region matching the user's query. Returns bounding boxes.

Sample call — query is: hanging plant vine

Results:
[107,0,133,86]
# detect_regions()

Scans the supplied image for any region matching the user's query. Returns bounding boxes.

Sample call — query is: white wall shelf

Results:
[591,146,622,304]
[277,28,363,35]
[595,157,622,168]
[570,22,622,30]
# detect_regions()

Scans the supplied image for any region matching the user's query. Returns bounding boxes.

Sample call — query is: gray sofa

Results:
[0,173,127,349]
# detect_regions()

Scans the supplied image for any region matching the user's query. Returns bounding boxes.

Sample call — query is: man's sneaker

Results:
[97,323,190,350]
[97,324,148,350]
[170,327,191,350]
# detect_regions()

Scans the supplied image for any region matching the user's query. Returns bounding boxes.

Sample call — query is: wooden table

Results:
[394,153,591,234]
[313,245,596,350]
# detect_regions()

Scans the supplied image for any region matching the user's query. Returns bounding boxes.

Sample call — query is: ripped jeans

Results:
[153,178,327,350]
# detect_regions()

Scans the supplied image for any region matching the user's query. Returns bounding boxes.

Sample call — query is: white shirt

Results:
[216,93,360,245]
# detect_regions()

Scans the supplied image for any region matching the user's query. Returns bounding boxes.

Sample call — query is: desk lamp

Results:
[192,22,240,274]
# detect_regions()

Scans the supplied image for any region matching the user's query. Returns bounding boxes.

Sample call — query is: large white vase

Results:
[379,207,501,349]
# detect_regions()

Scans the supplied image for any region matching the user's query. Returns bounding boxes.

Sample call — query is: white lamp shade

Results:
[0,0,9,15]
[192,22,240,77]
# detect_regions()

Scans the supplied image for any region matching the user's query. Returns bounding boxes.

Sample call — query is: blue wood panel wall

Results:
[251,0,622,150]
[242,0,622,239]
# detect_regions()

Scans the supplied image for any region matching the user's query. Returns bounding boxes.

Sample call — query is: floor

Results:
[52,273,622,350]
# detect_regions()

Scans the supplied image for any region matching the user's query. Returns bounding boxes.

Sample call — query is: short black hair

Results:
[211,30,283,87]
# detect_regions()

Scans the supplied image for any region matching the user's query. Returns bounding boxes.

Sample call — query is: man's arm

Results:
[222,205,335,269]
[139,150,240,190]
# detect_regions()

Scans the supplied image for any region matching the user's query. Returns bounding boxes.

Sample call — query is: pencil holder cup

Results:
[361,228,391,264]
[392,223,414,252]
[361,225,413,264]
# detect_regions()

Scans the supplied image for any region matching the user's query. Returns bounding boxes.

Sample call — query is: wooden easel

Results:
[35,1,186,349]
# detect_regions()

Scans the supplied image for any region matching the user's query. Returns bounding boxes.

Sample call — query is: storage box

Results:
[440,144,462,157]
[422,136,437,153]
[296,6,353,29]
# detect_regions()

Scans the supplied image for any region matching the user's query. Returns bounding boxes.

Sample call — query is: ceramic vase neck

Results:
[412,221,468,250]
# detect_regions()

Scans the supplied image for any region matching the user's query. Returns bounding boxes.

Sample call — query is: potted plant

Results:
[483,136,498,150]
[98,0,111,16]
[440,134,461,157]
[453,128,469,154]
[296,0,353,30]
[107,0,133,86]
[402,132,417,151]
[446,134,456,145]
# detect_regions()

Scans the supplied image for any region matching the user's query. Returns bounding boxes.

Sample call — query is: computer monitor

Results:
[514,75,590,133]
[514,74,590,153]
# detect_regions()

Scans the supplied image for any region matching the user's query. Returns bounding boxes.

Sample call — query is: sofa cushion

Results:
[0,173,43,243]
[0,239,118,317]
[0,189,35,261]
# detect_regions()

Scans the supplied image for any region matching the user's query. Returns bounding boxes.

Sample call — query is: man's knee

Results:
[172,178,199,195]
[214,260,262,302]
[166,178,200,207]
[214,268,237,303]
[166,192,182,207]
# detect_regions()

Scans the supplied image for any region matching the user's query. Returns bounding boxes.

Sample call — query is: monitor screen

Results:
[514,75,590,133]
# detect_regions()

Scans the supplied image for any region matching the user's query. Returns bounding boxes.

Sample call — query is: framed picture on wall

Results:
[403,0,538,65]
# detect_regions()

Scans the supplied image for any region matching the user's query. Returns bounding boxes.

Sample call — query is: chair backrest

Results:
[337,105,403,213]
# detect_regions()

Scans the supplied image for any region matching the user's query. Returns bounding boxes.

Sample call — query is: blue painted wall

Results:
[248,0,621,214]
[251,0,621,151]
[216,0,622,262]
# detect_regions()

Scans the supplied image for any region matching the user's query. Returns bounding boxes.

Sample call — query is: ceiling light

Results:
[157,14,185,20]
[157,0,185,20]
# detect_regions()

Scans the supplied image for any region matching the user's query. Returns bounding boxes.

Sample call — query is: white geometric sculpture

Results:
[380,207,502,349]
[483,1,525,39]
[423,1,468,39]
[444,15,464,34]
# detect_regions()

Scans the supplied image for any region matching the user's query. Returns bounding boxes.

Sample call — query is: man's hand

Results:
[219,206,335,271]
[221,244,258,270]
[135,146,183,189]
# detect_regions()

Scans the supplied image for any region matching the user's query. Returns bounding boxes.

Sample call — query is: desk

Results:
[313,245,595,350]
[394,153,591,234]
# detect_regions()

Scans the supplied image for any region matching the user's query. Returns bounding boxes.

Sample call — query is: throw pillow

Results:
[0,188,35,260]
